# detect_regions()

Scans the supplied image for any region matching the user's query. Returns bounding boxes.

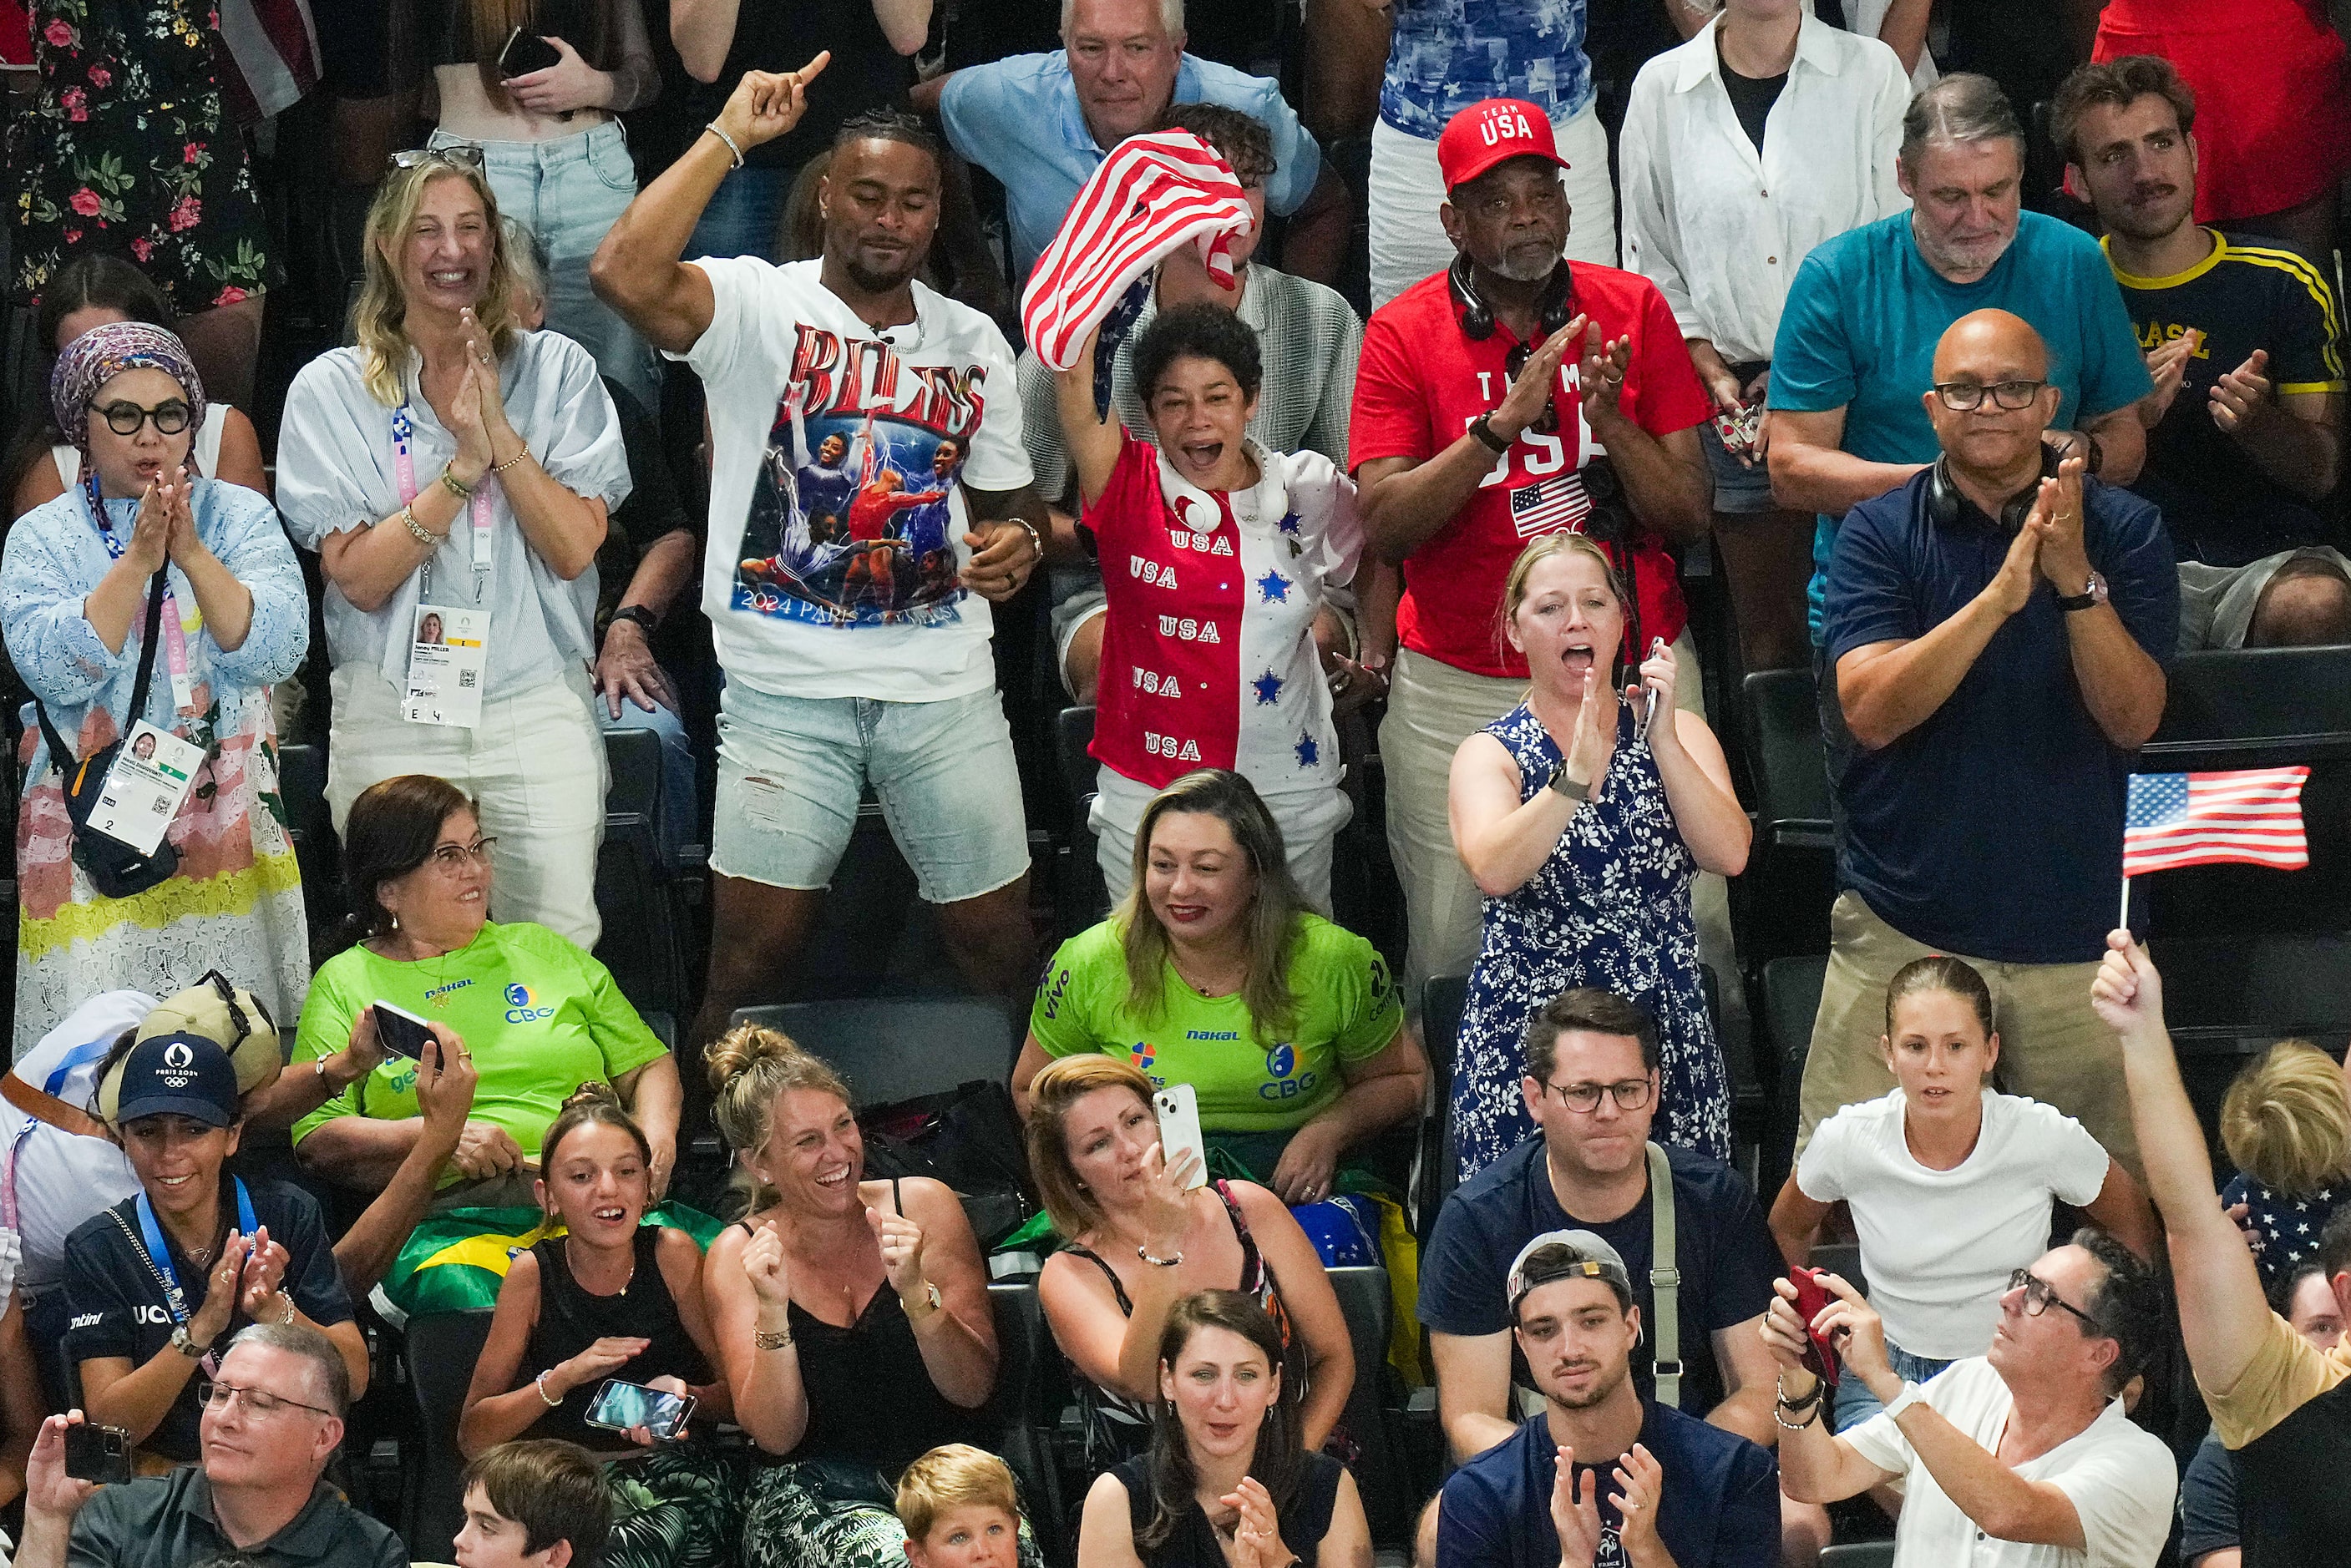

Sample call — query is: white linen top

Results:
[274,331,632,694]
[1619,13,1911,367]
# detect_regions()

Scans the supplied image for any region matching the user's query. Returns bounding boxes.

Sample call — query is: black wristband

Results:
[1469,413,1512,454]
[611,604,660,636]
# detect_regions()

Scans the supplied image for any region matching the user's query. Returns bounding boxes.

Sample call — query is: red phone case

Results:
[1788,1267,1842,1387]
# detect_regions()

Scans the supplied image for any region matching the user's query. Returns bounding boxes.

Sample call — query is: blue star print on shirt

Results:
[1256,569,1292,604]
[1276,511,1301,536]
[1254,670,1284,705]
[1296,732,1320,768]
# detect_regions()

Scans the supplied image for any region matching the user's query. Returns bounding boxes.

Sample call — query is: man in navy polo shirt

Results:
[1436,1232,1780,1568]
[1805,308,2175,1176]
[1421,989,1781,1464]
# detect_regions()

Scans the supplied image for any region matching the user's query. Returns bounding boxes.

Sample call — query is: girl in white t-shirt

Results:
[1770,954,2158,1429]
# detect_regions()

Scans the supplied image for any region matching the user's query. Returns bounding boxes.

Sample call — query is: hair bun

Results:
[703,1022,808,1092]
[560,1081,623,1113]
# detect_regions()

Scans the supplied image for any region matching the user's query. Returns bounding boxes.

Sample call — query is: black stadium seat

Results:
[729,996,1020,1105]
[986,1278,1074,1567]
[1326,1264,1412,1547]
[1758,953,1829,1199]
[1416,975,1470,1239]
[402,1309,495,1558]
[1734,667,1836,964]
[594,725,691,1024]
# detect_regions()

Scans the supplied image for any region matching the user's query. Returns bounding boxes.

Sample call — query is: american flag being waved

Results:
[2121,767,2311,877]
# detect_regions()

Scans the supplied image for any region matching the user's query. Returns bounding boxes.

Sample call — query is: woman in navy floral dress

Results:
[1447,533,1751,1179]
[9,0,277,405]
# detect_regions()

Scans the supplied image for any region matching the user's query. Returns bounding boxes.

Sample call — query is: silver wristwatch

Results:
[170,1325,205,1358]
[1547,760,1590,802]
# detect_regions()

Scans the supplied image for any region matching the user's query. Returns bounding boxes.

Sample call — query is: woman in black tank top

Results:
[1085,1291,1371,1568]
[704,1024,1019,1568]
[458,1088,736,1568]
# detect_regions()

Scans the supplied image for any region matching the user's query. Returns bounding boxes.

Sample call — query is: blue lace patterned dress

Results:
[1452,700,1731,1180]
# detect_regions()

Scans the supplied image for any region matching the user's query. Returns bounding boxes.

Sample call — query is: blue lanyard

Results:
[82,471,124,559]
[133,1176,260,1327]
[40,1035,115,1097]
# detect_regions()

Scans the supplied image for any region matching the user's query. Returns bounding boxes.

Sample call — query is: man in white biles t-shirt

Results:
[1765,1232,2176,1567]
[593,58,1050,1048]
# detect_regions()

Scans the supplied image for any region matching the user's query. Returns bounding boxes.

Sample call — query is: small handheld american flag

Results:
[2122,767,2311,878]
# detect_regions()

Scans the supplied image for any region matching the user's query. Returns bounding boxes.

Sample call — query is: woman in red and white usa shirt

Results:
[1056,304,1364,912]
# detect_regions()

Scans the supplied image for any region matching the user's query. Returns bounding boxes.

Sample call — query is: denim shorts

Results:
[1832,1341,1957,1431]
[711,680,1031,904]
[1701,417,1776,515]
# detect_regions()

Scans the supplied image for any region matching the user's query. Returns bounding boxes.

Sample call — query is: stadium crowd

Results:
[0,0,2348,1564]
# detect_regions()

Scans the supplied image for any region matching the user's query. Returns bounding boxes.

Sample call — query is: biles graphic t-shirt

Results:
[1086,429,1362,797]
[680,257,1034,701]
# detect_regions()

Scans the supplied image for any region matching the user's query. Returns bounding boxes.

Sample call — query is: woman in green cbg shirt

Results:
[1015,769,1426,1208]
[291,773,681,1206]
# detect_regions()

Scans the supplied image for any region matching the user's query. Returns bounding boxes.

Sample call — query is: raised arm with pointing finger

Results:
[590,54,833,354]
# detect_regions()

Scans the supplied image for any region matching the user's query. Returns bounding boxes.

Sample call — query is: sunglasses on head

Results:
[388,144,486,173]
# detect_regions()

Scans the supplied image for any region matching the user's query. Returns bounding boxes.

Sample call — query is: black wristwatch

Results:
[1468,412,1512,454]
[610,604,661,636]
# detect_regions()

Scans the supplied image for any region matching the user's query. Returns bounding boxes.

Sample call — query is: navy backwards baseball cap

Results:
[111,1032,240,1128]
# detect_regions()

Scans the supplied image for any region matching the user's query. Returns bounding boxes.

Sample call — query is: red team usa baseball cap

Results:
[1437,98,1573,192]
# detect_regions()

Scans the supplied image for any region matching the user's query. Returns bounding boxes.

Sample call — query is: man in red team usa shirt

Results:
[1347,98,1719,1003]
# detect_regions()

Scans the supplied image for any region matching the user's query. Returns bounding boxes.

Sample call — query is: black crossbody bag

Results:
[36,568,183,898]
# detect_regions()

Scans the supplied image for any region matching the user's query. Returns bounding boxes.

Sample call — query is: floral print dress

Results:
[1452,700,1733,1181]
[9,0,276,312]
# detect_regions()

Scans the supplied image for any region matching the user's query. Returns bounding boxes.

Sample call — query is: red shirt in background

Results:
[1348,261,1712,679]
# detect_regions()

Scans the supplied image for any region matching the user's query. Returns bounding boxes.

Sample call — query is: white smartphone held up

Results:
[585,1378,695,1440]
[1153,1084,1209,1190]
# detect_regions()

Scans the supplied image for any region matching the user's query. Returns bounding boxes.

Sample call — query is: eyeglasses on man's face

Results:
[96,399,193,438]
[2007,1267,2100,1330]
[197,1380,333,1420]
[1539,1077,1653,1114]
[1932,378,2047,412]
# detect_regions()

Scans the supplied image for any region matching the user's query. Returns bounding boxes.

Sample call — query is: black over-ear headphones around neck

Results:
[1449,253,1575,342]
[1925,440,2065,534]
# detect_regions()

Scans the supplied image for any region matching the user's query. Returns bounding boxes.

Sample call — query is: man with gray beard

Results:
[1348,98,1715,1008]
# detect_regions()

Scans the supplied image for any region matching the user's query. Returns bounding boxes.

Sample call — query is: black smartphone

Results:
[496,25,563,78]
[63,1423,133,1485]
[372,1001,436,1062]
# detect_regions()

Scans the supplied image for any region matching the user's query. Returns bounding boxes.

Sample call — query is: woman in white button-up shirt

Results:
[1620,0,1908,670]
[277,151,631,948]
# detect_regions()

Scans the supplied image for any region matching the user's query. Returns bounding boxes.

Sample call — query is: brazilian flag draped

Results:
[382,1202,728,1319]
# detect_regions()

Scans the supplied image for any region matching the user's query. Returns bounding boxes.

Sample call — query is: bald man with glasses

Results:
[1802,306,2176,1183]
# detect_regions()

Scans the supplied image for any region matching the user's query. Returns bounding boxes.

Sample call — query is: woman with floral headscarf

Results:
[0,322,310,1053]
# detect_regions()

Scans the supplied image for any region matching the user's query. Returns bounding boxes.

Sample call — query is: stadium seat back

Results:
[730,997,1020,1105]
[402,1309,495,1557]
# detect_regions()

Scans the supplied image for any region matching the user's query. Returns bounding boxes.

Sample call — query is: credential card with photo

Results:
[402,604,489,729]
[85,721,203,857]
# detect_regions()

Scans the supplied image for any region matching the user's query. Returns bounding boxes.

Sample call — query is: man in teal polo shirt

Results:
[1768,73,2152,647]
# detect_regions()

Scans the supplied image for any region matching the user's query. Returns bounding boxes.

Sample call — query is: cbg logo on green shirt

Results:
[505,983,555,1024]
[1260,1042,1318,1101]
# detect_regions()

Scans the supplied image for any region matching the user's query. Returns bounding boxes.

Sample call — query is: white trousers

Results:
[1368,102,1619,309]
[325,663,609,948]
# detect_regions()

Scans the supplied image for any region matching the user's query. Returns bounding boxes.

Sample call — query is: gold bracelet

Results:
[439,466,475,499]
[753,1327,794,1351]
[491,446,530,475]
[397,506,438,548]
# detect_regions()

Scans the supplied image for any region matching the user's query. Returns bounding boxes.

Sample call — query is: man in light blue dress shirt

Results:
[921,0,1348,281]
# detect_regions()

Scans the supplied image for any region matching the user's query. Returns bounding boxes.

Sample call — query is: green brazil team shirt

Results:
[291,921,670,1183]
[1030,915,1403,1133]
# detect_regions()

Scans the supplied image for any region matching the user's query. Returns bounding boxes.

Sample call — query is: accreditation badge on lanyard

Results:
[392,403,494,728]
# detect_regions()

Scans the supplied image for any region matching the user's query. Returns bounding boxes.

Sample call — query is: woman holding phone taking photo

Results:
[1447,532,1750,1180]
[1026,1055,1352,1469]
